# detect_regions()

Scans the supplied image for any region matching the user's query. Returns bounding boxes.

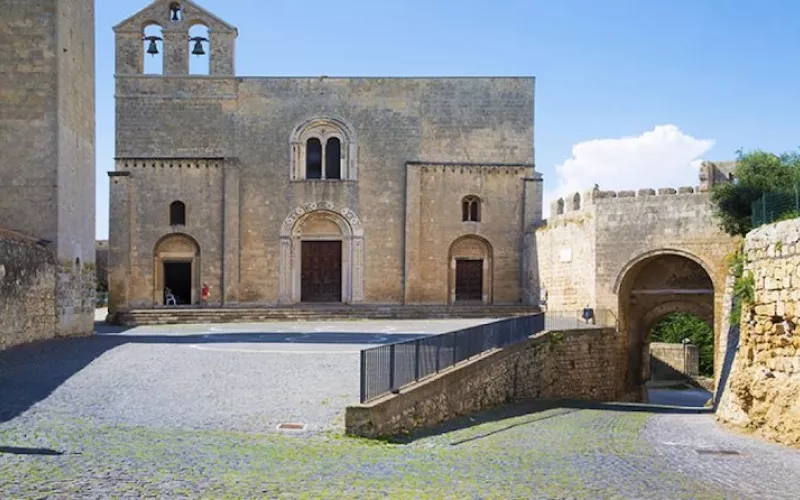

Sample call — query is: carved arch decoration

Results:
[152,233,201,305]
[448,235,494,305]
[278,202,364,304]
[290,117,358,181]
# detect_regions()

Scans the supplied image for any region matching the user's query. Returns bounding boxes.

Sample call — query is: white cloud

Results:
[544,125,715,215]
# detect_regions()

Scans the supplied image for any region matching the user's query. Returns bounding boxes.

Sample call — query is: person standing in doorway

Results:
[201,282,210,307]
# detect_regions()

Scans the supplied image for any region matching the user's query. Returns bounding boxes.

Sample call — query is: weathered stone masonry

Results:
[717,219,800,447]
[0,0,96,344]
[109,0,541,313]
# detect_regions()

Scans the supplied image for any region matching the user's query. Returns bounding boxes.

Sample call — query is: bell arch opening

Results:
[153,233,200,306]
[617,252,715,398]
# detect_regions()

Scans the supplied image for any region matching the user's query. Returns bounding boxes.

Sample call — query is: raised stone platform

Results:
[111,305,541,326]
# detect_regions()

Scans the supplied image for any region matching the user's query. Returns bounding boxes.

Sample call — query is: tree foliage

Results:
[650,313,714,376]
[710,148,800,236]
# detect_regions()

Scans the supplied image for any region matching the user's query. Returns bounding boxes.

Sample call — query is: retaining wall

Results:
[716,219,800,447]
[345,327,622,438]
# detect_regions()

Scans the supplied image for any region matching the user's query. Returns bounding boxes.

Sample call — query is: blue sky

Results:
[94,0,800,238]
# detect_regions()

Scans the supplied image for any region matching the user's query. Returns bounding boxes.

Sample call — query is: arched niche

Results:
[279,202,364,304]
[616,251,715,398]
[188,23,210,75]
[448,235,493,304]
[153,233,200,306]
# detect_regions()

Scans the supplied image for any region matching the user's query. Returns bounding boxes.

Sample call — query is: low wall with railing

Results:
[345,326,624,439]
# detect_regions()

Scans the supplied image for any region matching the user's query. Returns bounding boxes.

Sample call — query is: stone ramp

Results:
[113,305,540,326]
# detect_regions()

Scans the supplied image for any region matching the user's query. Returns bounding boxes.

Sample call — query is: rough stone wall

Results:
[716,219,800,447]
[649,342,699,380]
[0,0,96,338]
[111,64,535,306]
[0,0,60,243]
[535,203,596,312]
[0,232,56,351]
[405,163,534,304]
[346,327,623,438]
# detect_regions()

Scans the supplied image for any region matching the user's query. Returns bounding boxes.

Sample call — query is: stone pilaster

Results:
[222,161,240,304]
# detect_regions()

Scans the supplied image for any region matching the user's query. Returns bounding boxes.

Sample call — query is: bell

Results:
[191,39,206,56]
[170,7,180,22]
[146,38,159,56]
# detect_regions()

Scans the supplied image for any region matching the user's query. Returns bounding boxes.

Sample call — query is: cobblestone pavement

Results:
[1,320,800,499]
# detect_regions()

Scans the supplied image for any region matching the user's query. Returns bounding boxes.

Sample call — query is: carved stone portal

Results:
[279,204,364,304]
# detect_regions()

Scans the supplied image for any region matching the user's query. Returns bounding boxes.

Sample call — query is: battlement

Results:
[549,185,707,218]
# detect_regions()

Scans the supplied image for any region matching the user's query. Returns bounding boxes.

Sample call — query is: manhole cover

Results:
[277,423,306,431]
[695,448,741,456]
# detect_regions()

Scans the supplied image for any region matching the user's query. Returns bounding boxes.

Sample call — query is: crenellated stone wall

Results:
[716,219,800,447]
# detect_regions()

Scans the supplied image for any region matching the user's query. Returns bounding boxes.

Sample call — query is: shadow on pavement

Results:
[389,393,714,445]
[0,322,429,425]
[0,446,63,456]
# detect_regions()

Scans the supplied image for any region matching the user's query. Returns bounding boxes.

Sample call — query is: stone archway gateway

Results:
[615,250,715,398]
[279,202,364,304]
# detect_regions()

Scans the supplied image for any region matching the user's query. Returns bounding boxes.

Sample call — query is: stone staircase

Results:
[112,305,541,326]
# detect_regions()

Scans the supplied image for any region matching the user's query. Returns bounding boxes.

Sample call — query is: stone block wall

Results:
[649,342,699,380]
[0,232,57,351]
[716,219,800,447]
[346,326,623,438]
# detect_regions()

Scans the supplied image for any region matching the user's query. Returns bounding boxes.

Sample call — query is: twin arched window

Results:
[462,196,481,222]
[291,118,357,181]
[170,201,186,226]
[306,137,341,180]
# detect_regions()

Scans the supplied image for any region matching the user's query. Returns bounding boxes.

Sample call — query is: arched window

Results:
[325,138,341,180]
[169,3,182,22]
[189,24,210,75]
[170,201,186,226]
[142,24,164,75]
[462,196,481,222]
[306,138,323,179]
[556,198,565,215]
[290,117,357,181]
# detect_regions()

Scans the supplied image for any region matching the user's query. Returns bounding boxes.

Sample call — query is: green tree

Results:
[710,148,800,236]
[650,313,714,376]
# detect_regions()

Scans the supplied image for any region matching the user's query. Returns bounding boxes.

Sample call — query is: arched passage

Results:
[448,235,493,304]
[617,251,715,398]
[153,233,200,305]
[279,203,364,304]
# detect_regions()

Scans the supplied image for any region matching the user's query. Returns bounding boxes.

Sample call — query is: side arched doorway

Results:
[616,251,715,398]
[448,236,493,304]
[279,204,365,304]
[154,234,200,306]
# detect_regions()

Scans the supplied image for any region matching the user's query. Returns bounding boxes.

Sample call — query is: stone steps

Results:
[112,305,540,326]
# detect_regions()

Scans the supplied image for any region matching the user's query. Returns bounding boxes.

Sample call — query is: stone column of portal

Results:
[222,161,240,304]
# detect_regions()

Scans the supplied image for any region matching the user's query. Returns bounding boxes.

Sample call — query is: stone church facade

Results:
[108,0,541,312]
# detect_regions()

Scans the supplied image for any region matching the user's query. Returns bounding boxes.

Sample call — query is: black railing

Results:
[359,314,545,403]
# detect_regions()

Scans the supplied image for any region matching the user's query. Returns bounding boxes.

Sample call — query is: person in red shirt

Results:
[201,283,210,306]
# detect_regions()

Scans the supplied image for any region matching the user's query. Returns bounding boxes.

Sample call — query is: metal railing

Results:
[543,308,618,330]
[751,186,800,228]
[359,314,545,403]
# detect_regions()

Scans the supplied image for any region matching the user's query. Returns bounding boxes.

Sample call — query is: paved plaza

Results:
[1,318,800,499]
